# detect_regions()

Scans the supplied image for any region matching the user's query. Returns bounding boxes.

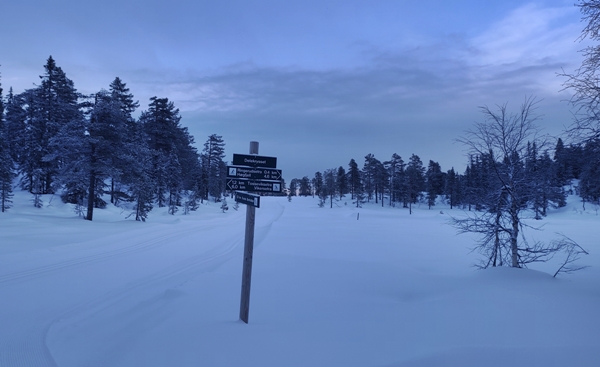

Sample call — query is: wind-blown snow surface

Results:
[1,192,599,366]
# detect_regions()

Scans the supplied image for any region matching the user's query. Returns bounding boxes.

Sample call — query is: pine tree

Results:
[336,166,347,199]
[405,154,425,214]
[36,56,81,194]
[578,139,600,208]
[324,168,337,208]
[10,57,82,200]
[373,159,387,206]
[167,148,182,215]
[109,77,139,117]
[48,90,125,220]
[347,159,361,200]
[299,176,312,196]
[201,134,226,202]
[554,137,571,186]
[141,96,196,207]
[0,75,15,212]
[313,171,324,198]
[288,179,298,196]
[108,77,139,204]
[362,154,377,202]
[386,153,405,207]
[425,160,444,209]
[445,168,458,209]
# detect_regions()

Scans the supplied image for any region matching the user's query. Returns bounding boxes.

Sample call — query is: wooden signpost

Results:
[233,142,282,324]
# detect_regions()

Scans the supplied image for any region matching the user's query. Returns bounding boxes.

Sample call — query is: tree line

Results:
[287,133,598,216]
[0,56,229,220]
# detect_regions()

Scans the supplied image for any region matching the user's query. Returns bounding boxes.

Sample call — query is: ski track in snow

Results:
[0,202,284,367]
[0,226,209,285]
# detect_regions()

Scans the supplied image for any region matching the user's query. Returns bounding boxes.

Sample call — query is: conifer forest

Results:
[1,56,600,226]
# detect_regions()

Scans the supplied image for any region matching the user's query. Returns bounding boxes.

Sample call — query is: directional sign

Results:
[227,166,282,181]
[227,179,282,193]
[232,154,277,169]
[235,191,260,208]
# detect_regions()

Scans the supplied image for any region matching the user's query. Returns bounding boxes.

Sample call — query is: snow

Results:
[1,191,599,366]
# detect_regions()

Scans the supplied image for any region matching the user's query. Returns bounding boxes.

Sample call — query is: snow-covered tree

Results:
[201,134,226,202]
[107,77,139,205]
[141,96,198,208]
[0,75,15,212]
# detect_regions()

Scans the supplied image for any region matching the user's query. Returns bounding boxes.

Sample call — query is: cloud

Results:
[1,1,587,180]
[468,3,584,92]
[472,4,577,64]
[167,3,585,179]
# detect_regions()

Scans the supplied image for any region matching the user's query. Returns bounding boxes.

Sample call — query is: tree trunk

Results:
[510,196,519,268]
[86,169,95,221]
[111,178,115,204]
[86,145,96,221]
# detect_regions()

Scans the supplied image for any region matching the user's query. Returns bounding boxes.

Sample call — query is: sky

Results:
[0,0,591,181]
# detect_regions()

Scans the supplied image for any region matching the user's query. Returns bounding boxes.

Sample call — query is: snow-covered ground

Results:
[1,191,599,366]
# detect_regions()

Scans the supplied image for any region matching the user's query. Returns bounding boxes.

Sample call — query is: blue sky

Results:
[0,0,588,180]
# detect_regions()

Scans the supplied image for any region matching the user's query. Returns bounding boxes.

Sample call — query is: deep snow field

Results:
[0,190,599,367]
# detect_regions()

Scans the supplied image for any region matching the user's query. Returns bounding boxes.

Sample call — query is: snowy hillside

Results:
[1,191,599,367]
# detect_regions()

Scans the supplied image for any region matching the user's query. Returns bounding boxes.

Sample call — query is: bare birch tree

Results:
[452,97,590,275]
[561,0,600,142]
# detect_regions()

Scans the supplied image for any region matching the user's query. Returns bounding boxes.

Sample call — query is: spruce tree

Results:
[4,88,26,164]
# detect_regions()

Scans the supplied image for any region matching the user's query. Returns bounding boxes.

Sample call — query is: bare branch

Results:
[551,234,590,277]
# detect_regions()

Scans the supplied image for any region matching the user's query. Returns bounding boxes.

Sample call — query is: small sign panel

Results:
[235,191,260,208]
[227,166,282,181]
[232,154,277,169]
[227,179,282,193]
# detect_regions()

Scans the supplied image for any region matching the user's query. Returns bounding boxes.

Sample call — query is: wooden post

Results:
[239,141,259,323]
